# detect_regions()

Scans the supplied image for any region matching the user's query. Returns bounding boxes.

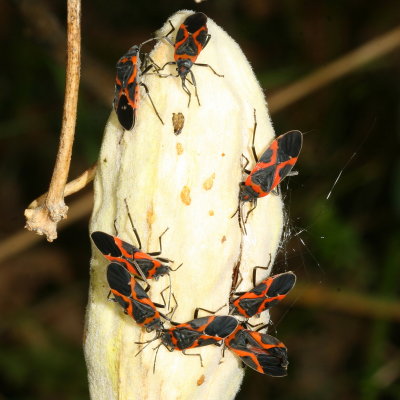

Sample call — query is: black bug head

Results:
[153,264,170,280]
[159,330,174,351]
[177,59,193,78]
[238,183,257,202]
[146,319,164,333]
[229,302,239,316]
[122,45,140,59]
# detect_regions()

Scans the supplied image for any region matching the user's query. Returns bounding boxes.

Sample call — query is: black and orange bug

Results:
[161,315,238,352]
[234,110,303,230]
[230,271,296,319]
[225,325,288,377]
[157,12,223,106]
[137,315,238,369]
[114,42,164,130]
[91,199,181,282]
[91,229,174,282]
[107,262,167,332]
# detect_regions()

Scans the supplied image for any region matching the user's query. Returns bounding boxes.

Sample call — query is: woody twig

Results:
[24,0,81,242]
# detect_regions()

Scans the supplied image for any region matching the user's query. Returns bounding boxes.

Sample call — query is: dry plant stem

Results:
[86,10,282,400]
[24,0,81,242]
[28,164,97,209]
[18,0,113,106]
[7,8,399,278]
[0,193,93,265]
[268,25,400,113]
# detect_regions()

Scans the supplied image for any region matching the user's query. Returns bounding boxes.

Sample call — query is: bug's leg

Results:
[169,263,183,272]
[156,61,177,73]
[152,343,163,374]
[123,200,151,283]
[162,20,176,43]
[203,34,211,48]
[194,62,224,77]
[182,350,203,368]
[148,227,170,258]
[231,269,243,295]
[137,270,151,292]
[250,109,258,163]
[252,255,272,286]
[231,205,239,219]
[181,76,192,107]
[141,56,160,74]
[189,70,201,106]
[140,82,164,125]
[113,218,119,235]
[241,154,251,174]
[219,344,227,364]
[239,202,247,235]
[134,333,160,351]
[124,198,142,249]
[106,290,115,302]
[245,321,268,332]
[194,304,226,319]
[159,282,179,322]
[244,200,257,224]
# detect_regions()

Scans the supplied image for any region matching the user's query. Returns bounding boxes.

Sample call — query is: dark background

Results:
[1,0,400,399]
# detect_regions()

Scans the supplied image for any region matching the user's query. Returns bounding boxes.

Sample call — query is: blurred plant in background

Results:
[0,0,399,399]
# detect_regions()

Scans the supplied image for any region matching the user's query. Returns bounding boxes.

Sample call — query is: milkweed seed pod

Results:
[85,10,284,400]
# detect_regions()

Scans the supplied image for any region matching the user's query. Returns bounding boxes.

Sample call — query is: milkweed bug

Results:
[91,199,181,285]
[161,315,238,351]
[91,229,175,281]
[107,262,167,332]
[114,41,164,131]
[157,12,223,106]
[136,315,238,370]
[234,110,303,230]
[225,325,288,376]
[230,271,296,319]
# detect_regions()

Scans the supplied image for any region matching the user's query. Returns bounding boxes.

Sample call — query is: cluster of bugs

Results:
[94,12,303,377]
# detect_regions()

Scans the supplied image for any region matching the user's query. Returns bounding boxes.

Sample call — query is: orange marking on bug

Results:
[209,210,214,216]
[197,375,205,386]
[180,186,191,205]
[202,173,215,190]
[176,143,184,155]
[221,235,226,243]
[221,153,225,157]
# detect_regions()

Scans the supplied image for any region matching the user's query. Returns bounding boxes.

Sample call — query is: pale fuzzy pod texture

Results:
[85,9,284,400]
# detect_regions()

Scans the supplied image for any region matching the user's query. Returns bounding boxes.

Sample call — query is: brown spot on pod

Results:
[172,112,184,135]
[197,374,205,386]
[203,173,216,190]
[146,205,155,225]
[176,143,184,155]
[180,186,191,205]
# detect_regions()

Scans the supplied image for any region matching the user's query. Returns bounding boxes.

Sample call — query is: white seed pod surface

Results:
[85,9,284,400]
